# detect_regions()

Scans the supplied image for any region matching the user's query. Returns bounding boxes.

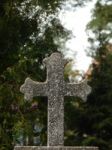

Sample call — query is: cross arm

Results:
[20,77,47,101]
[65,80,91,102]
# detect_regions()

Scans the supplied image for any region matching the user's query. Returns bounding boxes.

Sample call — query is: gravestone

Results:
[14,53,98,150]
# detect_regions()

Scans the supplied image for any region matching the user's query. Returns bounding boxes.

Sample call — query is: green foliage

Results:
[80,50,112,150]
[88,2,112,31]
[63,1,112,150]
[74,1,112,150]
[87,0,112,49]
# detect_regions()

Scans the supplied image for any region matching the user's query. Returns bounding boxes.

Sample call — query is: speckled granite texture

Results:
[15,146,98,150]
[20,53,91,146]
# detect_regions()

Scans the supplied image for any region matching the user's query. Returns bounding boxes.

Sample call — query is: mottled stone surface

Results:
[20,53,91,146]
[15,146,98,150]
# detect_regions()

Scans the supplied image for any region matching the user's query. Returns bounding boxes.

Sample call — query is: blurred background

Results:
[0,0,112,150]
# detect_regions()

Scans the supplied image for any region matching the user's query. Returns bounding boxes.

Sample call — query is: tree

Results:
[72,1,112,150]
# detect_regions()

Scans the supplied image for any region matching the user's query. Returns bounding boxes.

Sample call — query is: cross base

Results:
[14,146,98,150]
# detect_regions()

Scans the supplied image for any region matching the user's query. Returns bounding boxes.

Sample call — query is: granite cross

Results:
[20,53,91,146]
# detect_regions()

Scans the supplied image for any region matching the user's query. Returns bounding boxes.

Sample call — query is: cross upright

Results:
[20,52,91,147]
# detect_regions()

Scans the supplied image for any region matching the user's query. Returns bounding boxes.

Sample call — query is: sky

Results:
[59,0,96,72]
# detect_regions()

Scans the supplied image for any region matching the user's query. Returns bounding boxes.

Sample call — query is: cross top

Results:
[20,52,91,146]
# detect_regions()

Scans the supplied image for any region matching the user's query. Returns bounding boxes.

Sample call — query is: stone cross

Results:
[20,53,91,146]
